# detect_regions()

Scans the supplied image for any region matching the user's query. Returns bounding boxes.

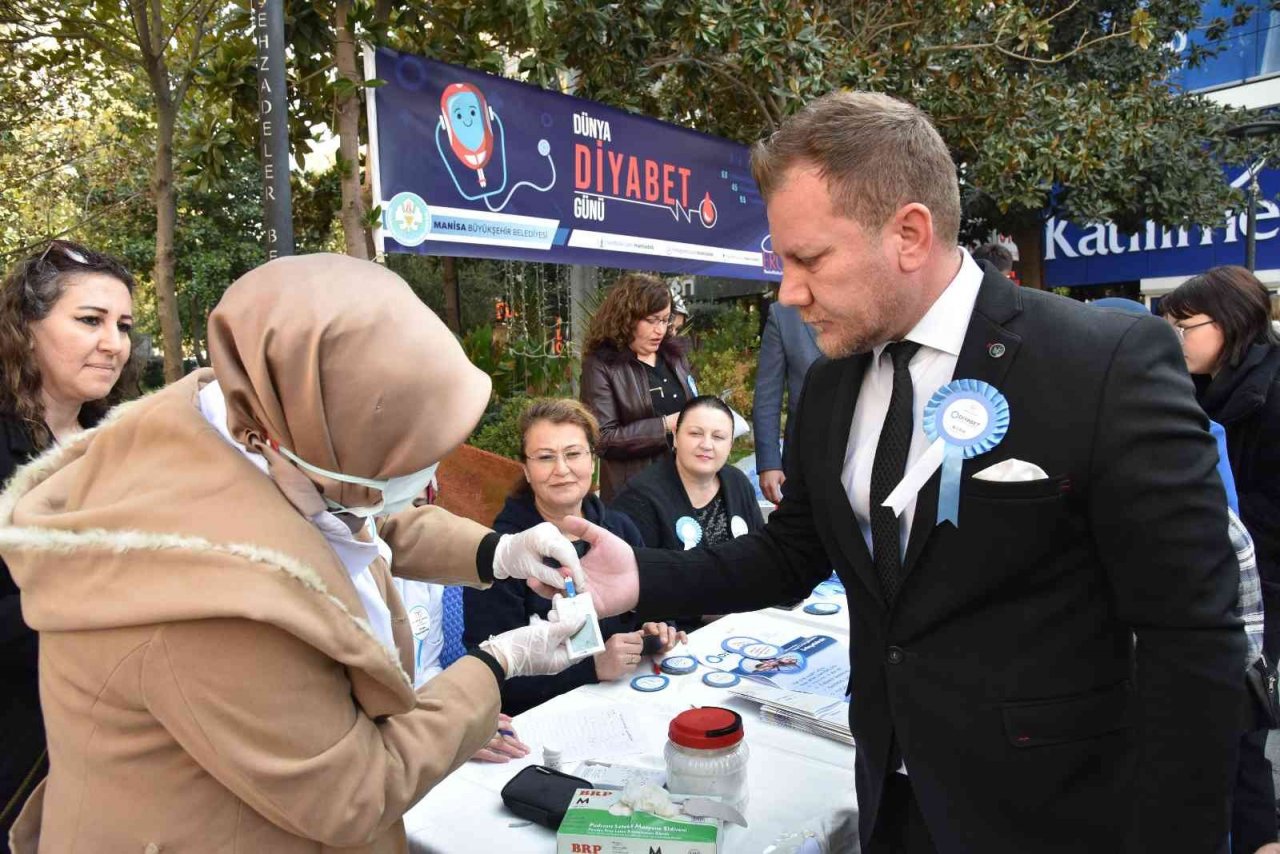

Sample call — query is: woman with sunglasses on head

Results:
[0,254,593,852]
[463,398,684,715]
[580,273,698,502]
[0,240,136,842]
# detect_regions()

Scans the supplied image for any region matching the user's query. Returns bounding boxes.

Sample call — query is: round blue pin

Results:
[630,674,669,692]
[660,655,698,675]
[702,671,740,688]
[804,602,842,615]
[722,636,762,654]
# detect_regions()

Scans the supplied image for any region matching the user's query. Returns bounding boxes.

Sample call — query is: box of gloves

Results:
[556,786,722,854]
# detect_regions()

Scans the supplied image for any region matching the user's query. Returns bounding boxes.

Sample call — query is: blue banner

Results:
[365,48,780,281]
[1043,163,1280,286]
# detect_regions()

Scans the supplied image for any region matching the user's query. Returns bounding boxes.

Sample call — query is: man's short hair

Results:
[972,243,1014,273]
[751,91,961,246]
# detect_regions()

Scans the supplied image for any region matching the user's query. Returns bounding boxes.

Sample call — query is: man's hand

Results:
[553,516,641,617]
[593,630,644,681]
[471,714,530,763]
[759,469,786,505]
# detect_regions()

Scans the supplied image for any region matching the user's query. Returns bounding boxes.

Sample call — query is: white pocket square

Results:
[972,458,1049,482]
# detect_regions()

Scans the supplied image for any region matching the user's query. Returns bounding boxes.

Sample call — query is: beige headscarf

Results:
[207,254,491,514]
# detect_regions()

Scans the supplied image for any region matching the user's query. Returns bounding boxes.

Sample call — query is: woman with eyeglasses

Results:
[463,398,684,715]
[0,240,136,841]
[581,273,698,502]
[1161,266,1280,661]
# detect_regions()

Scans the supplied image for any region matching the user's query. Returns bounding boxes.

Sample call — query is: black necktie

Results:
[869,341,922,603]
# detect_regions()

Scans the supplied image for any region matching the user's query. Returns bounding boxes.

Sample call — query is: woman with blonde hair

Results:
[580,273,697,501]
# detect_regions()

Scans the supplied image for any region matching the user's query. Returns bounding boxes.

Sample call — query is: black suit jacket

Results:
[635,269,1244,853]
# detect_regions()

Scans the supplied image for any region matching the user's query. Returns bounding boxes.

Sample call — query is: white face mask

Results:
[274,444,439,518]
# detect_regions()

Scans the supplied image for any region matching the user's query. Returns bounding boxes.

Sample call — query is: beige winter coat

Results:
[1,372,502,852]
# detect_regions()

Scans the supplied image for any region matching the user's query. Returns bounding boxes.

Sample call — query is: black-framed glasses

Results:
[1173,319,1215,342]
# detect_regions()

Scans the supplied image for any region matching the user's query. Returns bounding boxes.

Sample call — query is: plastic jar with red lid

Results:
[664,706,749,813]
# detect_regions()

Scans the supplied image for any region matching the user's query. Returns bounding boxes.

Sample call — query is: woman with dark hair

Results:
[580,273,697,501]
[612,396,764,627]
[462,398,683,715]
[1161,266,1280,854]
[0,239,136,840]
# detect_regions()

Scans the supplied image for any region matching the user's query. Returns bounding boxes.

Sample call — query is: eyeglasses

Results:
[640,315,671,328]
[1173,319,1215,342]
[525,448,592,467]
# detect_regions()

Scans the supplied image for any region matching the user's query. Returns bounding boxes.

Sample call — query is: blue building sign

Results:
[1043,164,1279,286]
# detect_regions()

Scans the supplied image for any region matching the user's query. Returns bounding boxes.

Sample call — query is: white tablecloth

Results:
[404,595,857,853]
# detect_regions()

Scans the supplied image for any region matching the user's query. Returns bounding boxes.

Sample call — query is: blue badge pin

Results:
[660,655,698,675]
[630,674,669,692]
[675,516,702,550]
[703,671,740,688]
[882,379,1009,528]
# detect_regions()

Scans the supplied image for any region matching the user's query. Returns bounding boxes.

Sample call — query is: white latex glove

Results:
[480,608,586,678]
[493,523,587,593]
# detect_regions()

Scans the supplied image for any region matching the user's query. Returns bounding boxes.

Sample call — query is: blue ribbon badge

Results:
[882,379,1009,527]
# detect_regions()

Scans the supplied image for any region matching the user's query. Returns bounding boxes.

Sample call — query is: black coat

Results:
[611,453,763,551]
[579,339,694,502]
[1200,342,1280,663]
[461,492,645,716]
[633,269,1244,853]
[0,415,43,838]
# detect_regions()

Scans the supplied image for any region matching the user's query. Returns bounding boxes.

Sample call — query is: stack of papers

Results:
[729,682,853,746]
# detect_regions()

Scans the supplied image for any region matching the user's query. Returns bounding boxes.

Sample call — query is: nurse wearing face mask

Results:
[0,255,587,853]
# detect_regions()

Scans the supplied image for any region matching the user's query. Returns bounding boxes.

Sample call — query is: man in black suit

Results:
[560,91,1244,853]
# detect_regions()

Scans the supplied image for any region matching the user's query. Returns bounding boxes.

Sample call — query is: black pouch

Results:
[1245,655,1279,730]
[500,765,593,829]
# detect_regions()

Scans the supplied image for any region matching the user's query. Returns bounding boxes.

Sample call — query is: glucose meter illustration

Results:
[436,81,555,211]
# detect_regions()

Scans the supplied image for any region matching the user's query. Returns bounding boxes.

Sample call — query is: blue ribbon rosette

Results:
[882,379,1009,527]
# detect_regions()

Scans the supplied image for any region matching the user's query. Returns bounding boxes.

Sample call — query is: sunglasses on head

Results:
[36,240,88,266]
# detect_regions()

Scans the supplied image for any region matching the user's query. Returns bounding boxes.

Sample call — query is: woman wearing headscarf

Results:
[0,254,586,853]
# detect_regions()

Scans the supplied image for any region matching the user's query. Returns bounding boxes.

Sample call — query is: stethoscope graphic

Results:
[435,82,555,213]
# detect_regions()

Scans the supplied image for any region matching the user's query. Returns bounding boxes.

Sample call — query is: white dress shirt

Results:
[841,250,984,560]
[197,380,398,657]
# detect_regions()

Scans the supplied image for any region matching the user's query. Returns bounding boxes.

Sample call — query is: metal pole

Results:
[253,0,294,259]
[1247,168,1259,272]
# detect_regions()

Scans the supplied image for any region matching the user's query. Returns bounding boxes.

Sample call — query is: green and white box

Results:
[556,789,721,854]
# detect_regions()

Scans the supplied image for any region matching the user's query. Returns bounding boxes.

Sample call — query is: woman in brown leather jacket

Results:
[580,273,697,502]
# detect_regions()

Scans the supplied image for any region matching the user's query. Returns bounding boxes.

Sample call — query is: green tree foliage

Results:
[440,0,1278,282]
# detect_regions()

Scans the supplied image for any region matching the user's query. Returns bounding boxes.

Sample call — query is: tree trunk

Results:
[1010,219,1045,290]
[334,0,368,260]
[442,256,462,333]
[153,97,185,382]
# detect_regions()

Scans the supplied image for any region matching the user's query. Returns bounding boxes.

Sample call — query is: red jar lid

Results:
[669,707,744,750]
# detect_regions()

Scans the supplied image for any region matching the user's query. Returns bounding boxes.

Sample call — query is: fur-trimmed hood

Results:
[0,369,415,713]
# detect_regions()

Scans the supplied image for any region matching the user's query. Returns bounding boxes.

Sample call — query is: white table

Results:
[404,596,857,853]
